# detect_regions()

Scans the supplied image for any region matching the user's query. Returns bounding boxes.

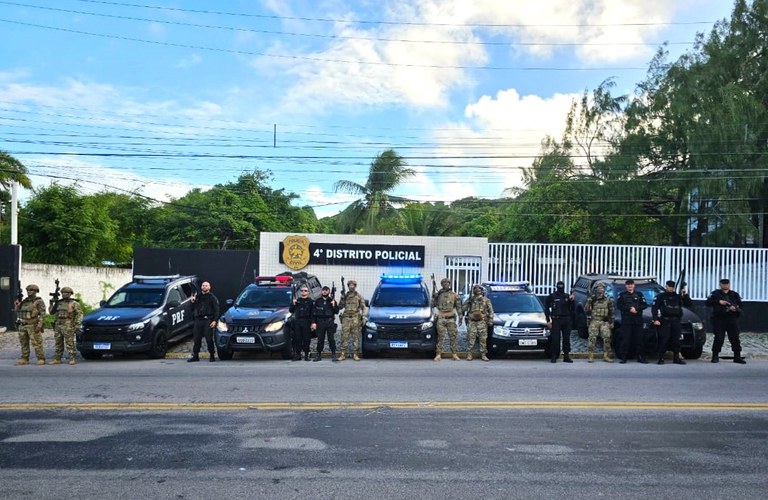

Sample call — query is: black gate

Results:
[0,244,22,329]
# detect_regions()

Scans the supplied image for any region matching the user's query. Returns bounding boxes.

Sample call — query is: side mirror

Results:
[99,300,106,307]
[226,298,234,306]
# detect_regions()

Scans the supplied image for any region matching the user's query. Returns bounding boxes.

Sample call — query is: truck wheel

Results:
[217,348,234,360]
[680,346,703,360]
[147,328,168,359]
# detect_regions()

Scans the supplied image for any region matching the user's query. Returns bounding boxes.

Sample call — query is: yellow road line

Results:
[1,401,768,411]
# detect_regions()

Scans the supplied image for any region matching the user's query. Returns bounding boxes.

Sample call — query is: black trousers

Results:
[550,316,572,359]
[620,320,645,359]
[192,318,215,355]
[315,318,337,353]
[712,316,741,354]
[657,318,682,356]
[293,318,312,355]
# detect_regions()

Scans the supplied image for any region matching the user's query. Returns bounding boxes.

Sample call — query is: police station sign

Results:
[280,237,424,269]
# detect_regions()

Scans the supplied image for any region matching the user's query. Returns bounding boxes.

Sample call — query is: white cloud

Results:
[175,54,202,69]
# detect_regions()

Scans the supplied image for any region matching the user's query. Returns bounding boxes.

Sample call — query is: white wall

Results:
[20,263,132,308]
[260,232,488,297]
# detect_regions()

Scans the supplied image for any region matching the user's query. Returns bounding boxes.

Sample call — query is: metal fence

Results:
[488,243,768,301]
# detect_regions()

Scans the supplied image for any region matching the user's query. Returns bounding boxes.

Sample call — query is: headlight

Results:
[264,320,284,333]
[366,321,377,330]
[692,322,704,330]
[421,321,434,330]
[493,325,504,336]
[216,320,228,332]
[127,320,148,332]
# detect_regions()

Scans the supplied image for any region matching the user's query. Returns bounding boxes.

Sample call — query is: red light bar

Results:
[275,275,293,282]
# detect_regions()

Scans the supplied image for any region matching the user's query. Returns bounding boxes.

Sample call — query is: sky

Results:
[0,0,738,219]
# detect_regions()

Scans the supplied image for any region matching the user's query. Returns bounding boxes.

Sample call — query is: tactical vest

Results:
[18,298,43,320]
[550,293,570,316]
[467,297,488,321]
[659,294,682,318]
[341,292,364,316]
[56,299,76,320]
[437,291,457,311]
[590,297,611,320]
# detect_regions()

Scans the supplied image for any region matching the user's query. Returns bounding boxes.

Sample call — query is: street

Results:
[1,358,767,499]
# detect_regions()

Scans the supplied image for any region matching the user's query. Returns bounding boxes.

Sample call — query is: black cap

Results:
[665,280,676,287]
[556,281,565,287]
[322,286,330,291]
[625,279,635,285]
[720,278,730,284]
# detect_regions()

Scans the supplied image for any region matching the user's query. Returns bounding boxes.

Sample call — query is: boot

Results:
[313,352,322,362]
[353,353,360,361]
[337,352,346,362]
[15,359,29,366]
[51,359,62,365]
[550,358,557,363]
[587,351,594,363]
[657,355,665,365]
[711,353,719,363]
[563,355,573,363]
[466,353,473,361]
[673,354,686,365]
[434,353,442,362]
[209,354,216,362]
[187,356,200,363]
[637,356,648,364]
[481,354,489,362]
[36,359,46,365]
[331,351,338,363]
[734,355,747,364]
[603,352,613,363]
[452,353,460,361]
[68,359,77,365]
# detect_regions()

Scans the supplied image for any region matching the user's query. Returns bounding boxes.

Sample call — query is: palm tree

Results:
[333,149,415,233]
[0,150,32,192]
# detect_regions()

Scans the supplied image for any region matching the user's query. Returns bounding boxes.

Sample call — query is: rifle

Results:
[290,279,297,303]
[15,280,23,328]
[340,276,347,299]
[676,268,687,295]
[331,281,336,300]
[49,278,61,315]
[430,273,437,296]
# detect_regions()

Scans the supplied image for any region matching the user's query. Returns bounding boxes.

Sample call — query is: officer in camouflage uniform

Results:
[49,286,83,365]
[338,279,367,361]
[463,284,493,362]
[584,283,614,363]
[14,284,47,365]
[432,278,462,362]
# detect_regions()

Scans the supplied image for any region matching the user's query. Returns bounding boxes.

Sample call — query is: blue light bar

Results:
[483,281,530,291]
[380,273,423,284]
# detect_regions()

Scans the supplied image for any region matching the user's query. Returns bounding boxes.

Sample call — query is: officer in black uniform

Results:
[706,278,745,364]
[289,285,314,361]
[545,281,574,363]
[188,281,220,362]
[617,279,649,363]
[311,286,338,362]
[652,280,691,365]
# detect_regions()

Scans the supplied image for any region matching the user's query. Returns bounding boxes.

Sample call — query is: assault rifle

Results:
[430,273,437,296]
[331,281,336,300]
[49,278,61,314]
[340,276,347,299]
[15,280,23,328]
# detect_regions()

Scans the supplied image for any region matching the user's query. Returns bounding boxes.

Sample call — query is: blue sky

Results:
[0,0,736,218]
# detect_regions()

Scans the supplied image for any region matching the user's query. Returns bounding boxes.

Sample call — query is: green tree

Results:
[1,150,33,242]
[333,149,415,233]
[398,202,461,236]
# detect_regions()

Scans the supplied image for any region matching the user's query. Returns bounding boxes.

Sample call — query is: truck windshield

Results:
[487,292,544,313]
[105,289,164,307]
[236,288,292,308]
[373,286,429,307]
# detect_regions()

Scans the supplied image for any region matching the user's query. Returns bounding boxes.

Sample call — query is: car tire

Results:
[147,328,167,359]
[80,350,103,360]
[217,348,234,360]
[680,345,703,360]
[280,341,294,360]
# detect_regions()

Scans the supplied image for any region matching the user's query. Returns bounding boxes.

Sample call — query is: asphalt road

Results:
[1,359,767,499]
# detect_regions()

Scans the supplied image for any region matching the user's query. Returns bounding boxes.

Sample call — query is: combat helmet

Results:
[347,280,357,286]
[26,284,40,292]
[440,278,451,285]
[61,286,74,294]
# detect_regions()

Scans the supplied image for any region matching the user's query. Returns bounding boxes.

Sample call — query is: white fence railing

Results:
[488,244,768,302]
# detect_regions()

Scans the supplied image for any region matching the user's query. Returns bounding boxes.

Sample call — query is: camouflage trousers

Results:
[53,323,77,360]
[339,315,361,355]
[466,320,488,355]
[18,324,45,361]
[436,316,458,354]
[588,320,613,354]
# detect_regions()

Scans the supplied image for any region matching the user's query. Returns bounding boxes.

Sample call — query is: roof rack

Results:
[605,275,657,281]
[482,281,531,292]
[133,274,182,283]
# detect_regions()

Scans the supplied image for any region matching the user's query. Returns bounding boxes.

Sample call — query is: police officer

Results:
[584,283,614,363]
[545,281,574,363]
[14,284,47,365]
[706,278,745,364]
[652,280,690,365]
[463,285,493,362]
[49,286,83,365]
[311,286,338,362]
[431,278,462,362]
[617,279,649,364]
[338,280,366,362]
[188,281,220,363]
[290,285,314,361]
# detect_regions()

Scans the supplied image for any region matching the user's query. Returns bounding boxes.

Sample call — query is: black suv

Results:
[77,275,198,360]
[571,274,706,359]
[215,272,323,360]
[482,281,551,358]
[363,274,436,357]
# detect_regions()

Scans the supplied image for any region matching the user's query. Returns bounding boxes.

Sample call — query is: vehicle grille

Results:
[500,326,547,336]
[230,324,262,334]
[81,326,130,341]
[376,323,423,340]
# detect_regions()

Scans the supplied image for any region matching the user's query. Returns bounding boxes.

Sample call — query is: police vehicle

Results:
[571,274,706,359]
[483,281,551,358]
[362,274,437,357]
[77,275,198,360]
[215,272,323,360]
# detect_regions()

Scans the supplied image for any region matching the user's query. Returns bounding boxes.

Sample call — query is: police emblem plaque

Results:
[282,235,311,270]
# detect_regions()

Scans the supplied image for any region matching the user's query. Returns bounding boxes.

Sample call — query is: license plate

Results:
[519,339,538,346]
[389,341,408,348]
[93,342,111,350]
[237,337,256,344]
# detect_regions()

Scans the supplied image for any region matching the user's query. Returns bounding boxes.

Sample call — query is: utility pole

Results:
[10,180,18,244]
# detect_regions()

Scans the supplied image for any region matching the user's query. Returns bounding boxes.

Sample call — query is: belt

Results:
[437,311,455,317]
